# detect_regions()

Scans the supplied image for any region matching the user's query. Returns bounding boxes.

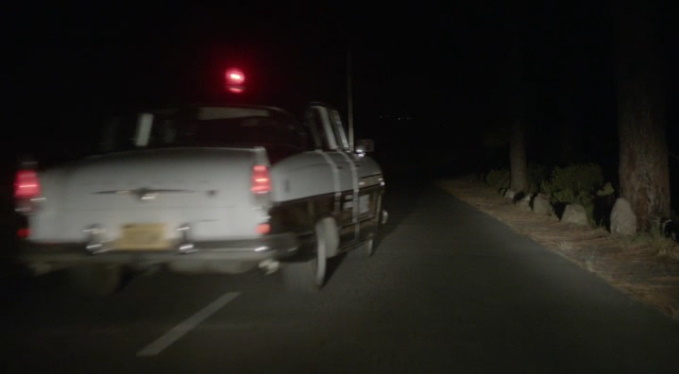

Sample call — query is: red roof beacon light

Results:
[225,67,246,93]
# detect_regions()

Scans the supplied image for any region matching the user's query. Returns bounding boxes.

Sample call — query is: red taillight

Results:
[256,223,271,235]
[17,228,30,239]
[251,164,271,195]
[14,170,41,199]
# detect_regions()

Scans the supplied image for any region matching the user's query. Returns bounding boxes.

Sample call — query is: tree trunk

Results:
[615,2,670,232]
[510,119,528,194]
[507,27,528,195]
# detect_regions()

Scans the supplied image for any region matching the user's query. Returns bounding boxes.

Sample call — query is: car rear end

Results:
[14,136,299,277]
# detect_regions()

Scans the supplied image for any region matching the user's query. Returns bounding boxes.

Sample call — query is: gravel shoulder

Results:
[436,175,679,321]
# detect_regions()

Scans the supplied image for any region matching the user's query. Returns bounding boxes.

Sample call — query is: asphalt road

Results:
[2,179,679,373]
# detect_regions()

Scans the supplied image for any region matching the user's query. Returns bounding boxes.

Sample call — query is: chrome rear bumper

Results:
[17,233,300,275]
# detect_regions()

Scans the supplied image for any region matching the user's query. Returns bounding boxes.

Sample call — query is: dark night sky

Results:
[4,1,678,172]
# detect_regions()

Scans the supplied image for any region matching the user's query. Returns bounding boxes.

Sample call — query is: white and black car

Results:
[14,102,386,295]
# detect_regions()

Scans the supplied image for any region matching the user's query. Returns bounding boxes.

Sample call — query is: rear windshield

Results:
[98,106,312,159]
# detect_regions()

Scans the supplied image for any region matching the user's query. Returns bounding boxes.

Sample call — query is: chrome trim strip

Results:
[273,183,383,207]
[95,188,195,201]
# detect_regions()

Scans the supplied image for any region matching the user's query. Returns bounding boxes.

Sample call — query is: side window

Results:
[158,118,177,145]
[146,115,177,147]
[99,117,123,153]
[98,114,141,153]
[304,107,337,150]
[303,109,322,149]
[287,120,314,151]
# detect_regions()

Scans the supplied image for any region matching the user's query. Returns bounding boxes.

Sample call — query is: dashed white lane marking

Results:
[137,291,241,357]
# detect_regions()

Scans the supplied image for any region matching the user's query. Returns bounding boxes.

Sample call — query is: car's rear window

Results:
[99,106,312,159]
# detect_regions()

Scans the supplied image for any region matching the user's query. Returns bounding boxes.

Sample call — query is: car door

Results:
[304,104,359,246]
[325,106,384,243]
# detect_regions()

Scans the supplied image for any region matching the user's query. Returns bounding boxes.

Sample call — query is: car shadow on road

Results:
[322,173,443,284]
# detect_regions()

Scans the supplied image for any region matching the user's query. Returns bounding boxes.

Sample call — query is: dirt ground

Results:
[436,175,679,321]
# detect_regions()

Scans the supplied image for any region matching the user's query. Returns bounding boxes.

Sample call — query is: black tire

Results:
[282,220,330,293]
[68,264,123,297]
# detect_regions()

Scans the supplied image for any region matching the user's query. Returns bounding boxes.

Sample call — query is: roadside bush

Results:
[527,164,549,194]
[485,164,547,194]
[540,163,605,223]
[485,164,548,195]
[485,168,510,190]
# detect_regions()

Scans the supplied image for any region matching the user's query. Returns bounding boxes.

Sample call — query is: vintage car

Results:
[14,102,387,295]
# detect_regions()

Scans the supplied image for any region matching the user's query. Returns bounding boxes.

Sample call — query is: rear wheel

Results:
[68,264,123,297]
[283,219,334,293]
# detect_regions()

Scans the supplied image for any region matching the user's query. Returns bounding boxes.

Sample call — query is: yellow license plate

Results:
[116,223,169,250]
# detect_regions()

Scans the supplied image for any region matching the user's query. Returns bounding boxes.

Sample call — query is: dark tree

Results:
[614,0,670,232]
[507,31,528,194]
[480,0,530,189]
[510,118,528,193]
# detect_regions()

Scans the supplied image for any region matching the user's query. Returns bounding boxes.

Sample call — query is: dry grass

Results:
[436,175,679,321]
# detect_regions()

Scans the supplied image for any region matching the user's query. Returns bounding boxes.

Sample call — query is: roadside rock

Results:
[516,194,532,211]
[531,193,554,216]
[504,189,515,199]
[610,198,636,236]
[561,204,589,226]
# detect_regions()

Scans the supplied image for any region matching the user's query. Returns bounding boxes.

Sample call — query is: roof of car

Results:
[151,103,296,118]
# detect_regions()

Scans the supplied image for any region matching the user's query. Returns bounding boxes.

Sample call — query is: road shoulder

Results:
[436,175,679,321]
